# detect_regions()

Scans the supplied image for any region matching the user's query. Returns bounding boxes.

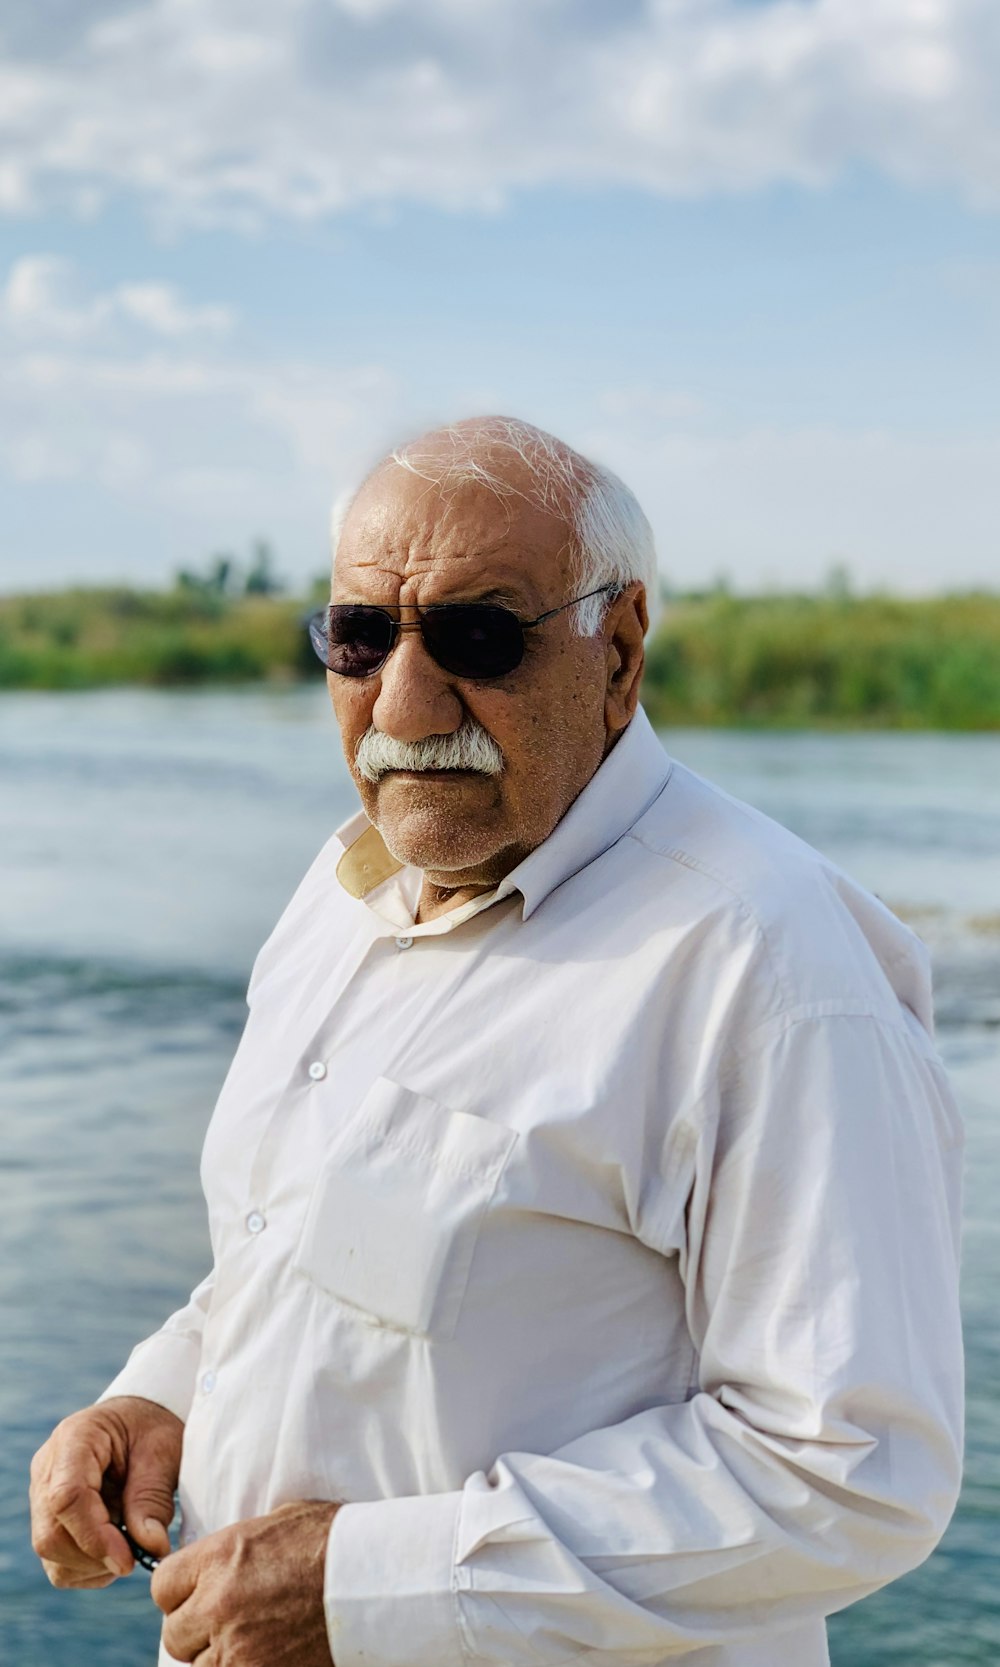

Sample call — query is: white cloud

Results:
[113,284,233,336]
[0,256,234,339]
[0,0,998,227]
[0,255,409,580]
[2,256,104,339]
[0,341,402,497]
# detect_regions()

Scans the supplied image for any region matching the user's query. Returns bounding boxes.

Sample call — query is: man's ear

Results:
[604,583,647,739]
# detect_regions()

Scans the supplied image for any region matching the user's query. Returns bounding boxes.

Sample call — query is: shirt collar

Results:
[497,704,673,919]
[334,704,672,930]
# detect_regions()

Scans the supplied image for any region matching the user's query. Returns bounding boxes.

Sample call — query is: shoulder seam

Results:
[689,1004,920,1127]
[624,827,798,1012]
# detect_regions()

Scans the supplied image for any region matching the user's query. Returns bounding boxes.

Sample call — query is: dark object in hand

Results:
[116,1521,161,1571]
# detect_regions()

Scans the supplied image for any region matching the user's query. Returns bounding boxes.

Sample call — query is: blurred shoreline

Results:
[2,584,1000,729]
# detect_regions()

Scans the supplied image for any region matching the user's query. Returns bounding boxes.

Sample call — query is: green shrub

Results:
[2,584,999,727]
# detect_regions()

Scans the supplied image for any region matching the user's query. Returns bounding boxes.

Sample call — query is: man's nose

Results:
[370,625,464,742]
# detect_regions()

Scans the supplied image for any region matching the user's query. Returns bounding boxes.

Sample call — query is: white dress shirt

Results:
[101,706,965,1667]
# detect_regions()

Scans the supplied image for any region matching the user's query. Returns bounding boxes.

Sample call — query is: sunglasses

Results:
[307,585,617,681]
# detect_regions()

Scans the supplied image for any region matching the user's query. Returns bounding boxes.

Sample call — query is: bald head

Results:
[334,415,658,639]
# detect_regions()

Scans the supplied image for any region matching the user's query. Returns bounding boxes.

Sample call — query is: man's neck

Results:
[415,875,498,923]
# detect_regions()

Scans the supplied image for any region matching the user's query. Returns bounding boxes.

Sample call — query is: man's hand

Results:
[29,1394,183,1586]
[152,1500,338,1666]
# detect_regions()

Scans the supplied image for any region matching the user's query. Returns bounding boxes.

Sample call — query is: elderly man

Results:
[31,417,963,1667]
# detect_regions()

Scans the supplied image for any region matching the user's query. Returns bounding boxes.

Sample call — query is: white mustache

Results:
[355,720,505,783]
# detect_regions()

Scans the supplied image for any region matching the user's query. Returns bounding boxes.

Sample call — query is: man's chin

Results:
[368,773,505,872]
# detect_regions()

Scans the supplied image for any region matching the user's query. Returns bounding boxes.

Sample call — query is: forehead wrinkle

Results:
[340,464,575,574]
[340,538,548,583]
[336,481,575,609]
[337,560,539,610]
[338,521,512,568]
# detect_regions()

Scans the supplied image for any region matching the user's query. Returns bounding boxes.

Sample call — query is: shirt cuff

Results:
[324,1490,466,1667]
[97,1330,202,1423]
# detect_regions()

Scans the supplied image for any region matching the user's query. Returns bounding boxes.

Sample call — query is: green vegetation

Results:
[2,567,1000,728]
[642,590,1000,729]
[0,548,322,690]
[0,583,316,690]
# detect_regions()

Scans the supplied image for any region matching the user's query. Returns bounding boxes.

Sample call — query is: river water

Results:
[1,687,999,1666]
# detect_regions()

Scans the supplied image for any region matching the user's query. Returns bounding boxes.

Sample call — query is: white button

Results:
[308,1060,327,1081]
[395,935,414,950]
[200,1370,216,1395]
[246,1210,266,1235]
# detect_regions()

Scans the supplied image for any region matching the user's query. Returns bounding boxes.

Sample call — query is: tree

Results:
[244,540,283,596]
[824,561,853,602]
[175,553,239,597]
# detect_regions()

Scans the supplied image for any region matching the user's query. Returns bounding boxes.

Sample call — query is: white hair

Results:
[331,416,659,638]
[355,717,504,782]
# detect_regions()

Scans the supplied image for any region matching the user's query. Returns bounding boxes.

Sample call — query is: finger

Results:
[42,1558,117,1590]
[151,1544,199,1615]
[46,1435,132,1575]
[160,1594,211,1665]
[122,1453,177,1561]
[31,1490,131,1579]
[32,1518,119,1576]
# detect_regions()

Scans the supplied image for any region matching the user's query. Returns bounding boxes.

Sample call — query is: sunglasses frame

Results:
[307,584,619,682]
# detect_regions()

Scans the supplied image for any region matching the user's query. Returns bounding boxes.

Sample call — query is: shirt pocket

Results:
[291,1075,517,1339]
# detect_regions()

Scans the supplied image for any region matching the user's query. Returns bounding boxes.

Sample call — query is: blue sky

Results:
[1,0,999,595]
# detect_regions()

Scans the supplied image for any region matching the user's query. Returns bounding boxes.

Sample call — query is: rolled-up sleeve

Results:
[325,1009,965,1666]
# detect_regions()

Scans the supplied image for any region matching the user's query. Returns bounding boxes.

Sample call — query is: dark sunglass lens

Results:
[423,605,524,679]
[313,607,394,677]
